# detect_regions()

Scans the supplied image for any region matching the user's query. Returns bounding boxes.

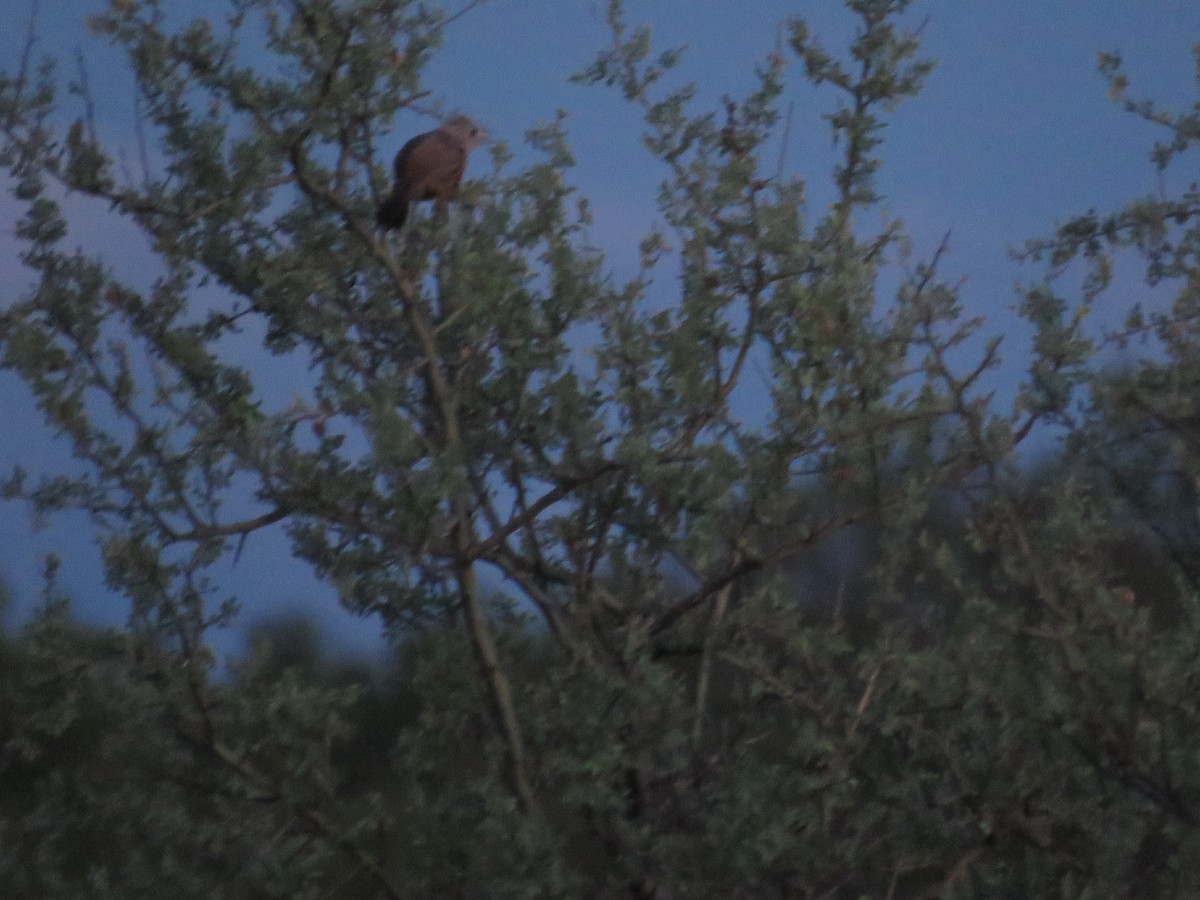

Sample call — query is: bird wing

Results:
[394,130,467,200]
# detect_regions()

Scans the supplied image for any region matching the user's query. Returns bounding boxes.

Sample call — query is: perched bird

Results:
[376,115,487,230]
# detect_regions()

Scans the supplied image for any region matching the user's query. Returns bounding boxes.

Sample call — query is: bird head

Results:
[442,115,488,151]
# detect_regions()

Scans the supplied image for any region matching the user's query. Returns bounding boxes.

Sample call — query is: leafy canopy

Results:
[3,0,1200,896]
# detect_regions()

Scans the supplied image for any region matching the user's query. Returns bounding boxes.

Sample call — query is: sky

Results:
[2,0,1199,657]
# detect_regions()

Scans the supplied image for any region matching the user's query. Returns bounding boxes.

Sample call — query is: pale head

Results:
[440,115,488,151]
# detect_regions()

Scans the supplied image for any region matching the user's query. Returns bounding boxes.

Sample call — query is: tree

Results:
[2,0,1200,896]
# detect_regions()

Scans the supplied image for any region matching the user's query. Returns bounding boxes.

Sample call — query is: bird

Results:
[376,115,487,230]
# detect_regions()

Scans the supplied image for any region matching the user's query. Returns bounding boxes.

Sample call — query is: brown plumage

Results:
[376,115,487,230]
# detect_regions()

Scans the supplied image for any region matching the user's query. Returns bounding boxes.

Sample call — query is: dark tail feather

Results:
[376,189,409,230]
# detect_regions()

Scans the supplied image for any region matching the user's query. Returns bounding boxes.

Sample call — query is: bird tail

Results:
[376,188,409,230]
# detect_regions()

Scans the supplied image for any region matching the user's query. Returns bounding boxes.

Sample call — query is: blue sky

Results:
[2,0,1199,655]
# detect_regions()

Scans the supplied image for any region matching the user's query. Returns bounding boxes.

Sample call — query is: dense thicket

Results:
[3,1,1200,896]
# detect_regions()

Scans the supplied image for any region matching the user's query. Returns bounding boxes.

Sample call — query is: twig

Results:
[434,0,486,35]
[457,550,540,814]
[169,507,290,545]
[848,660,882,741]
[73,47,99,145]
[650,514,859,637]
[691,571,734,751]
[7,0,39,130]
[776,100,794,181]
[133,91,152,186]
[915,846,982,900]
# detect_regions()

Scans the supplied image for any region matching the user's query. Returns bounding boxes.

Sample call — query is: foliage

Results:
[3,0,1200,896]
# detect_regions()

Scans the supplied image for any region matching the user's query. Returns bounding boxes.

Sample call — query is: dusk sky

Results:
[2,1,1199,656]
